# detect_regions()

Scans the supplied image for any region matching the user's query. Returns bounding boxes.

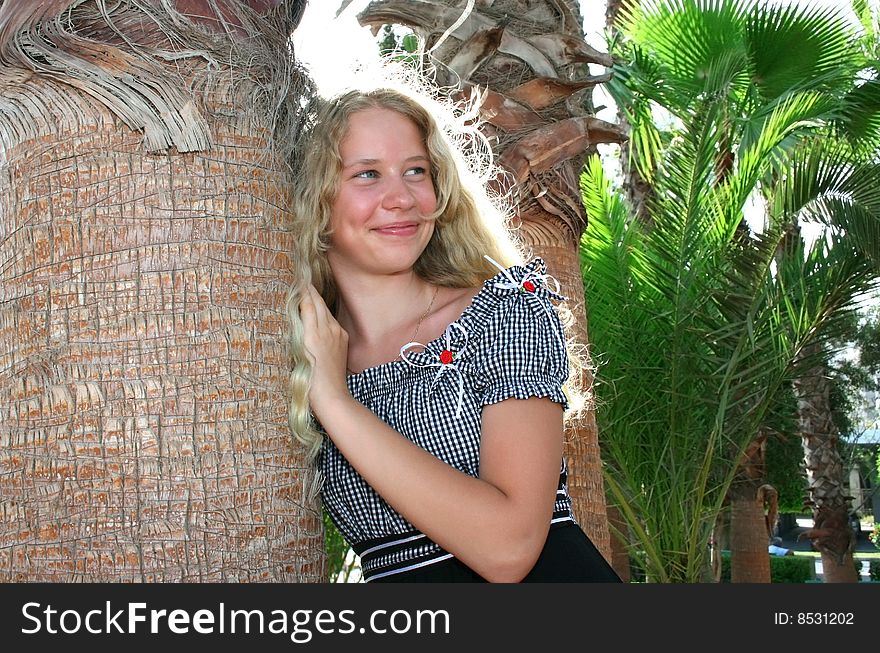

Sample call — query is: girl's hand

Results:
[299,284,350,414]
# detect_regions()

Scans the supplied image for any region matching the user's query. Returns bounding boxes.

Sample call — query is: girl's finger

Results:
[306,284,329,331]
[298,287,317,327]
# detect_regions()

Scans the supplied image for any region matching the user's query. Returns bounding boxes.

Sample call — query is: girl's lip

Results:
[373,223,419,235]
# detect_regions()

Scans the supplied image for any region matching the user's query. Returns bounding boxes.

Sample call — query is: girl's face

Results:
[327,107,438,280]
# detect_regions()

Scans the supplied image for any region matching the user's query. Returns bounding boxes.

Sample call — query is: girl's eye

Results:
[405,166,427,176]
[355,170,379,179]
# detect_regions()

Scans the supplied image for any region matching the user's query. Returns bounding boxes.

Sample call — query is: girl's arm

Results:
[300,285,562,582]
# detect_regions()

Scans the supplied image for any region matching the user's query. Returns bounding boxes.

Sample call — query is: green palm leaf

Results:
[586,0,879,582]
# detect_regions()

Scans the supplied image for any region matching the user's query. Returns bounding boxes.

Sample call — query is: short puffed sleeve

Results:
[476,259,570,410]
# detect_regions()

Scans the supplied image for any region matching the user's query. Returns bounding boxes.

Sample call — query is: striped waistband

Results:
[353,511,574,582]
[352,531,449,582]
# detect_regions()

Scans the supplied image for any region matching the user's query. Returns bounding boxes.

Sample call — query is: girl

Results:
[287,84,620,583]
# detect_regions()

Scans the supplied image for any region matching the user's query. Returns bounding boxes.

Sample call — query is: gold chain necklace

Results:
[408,285,440,345]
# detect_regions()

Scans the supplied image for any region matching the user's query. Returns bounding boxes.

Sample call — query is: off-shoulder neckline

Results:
[345,257,549,380]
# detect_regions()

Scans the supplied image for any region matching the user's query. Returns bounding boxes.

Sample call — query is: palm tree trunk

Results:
[729,489,771,582]
[0,0,323,581]
[728,482,773,583]
[726,432,772,582]
[793,345,858,583]
[358,0,626,563]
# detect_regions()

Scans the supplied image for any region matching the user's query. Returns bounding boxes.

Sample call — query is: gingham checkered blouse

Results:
[319,258,577,581]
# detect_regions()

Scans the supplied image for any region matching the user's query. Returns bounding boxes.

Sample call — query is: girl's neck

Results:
[333,270,482,374]
[333,271,436,349]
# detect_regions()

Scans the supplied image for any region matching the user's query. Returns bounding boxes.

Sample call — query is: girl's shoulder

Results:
[440,256,567,356]
[480,256,564,300]
[463,256,566,325]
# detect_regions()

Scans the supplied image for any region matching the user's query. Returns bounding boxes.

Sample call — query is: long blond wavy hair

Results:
[286,82,525,459]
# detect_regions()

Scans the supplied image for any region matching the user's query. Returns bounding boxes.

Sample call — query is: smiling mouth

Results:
[373,223,420,236]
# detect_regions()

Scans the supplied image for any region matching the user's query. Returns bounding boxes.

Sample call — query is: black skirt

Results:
[370,521,622,583]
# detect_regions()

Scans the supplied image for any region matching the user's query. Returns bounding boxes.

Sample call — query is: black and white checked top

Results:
[319,258,577,581]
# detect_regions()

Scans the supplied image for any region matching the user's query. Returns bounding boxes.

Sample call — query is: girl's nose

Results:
[381,176,416,210]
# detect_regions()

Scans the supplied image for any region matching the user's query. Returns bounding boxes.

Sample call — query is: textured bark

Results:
[728,435,772,583]
[729,490,771,583]
[793,346,857,583]
[0,0,324,582]
[728,485,773,583]
[359,0,626,562]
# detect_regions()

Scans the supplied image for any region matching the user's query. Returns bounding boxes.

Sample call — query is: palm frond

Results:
[745,0,860,101]
[834,78,880,157]
[774,139,880,268]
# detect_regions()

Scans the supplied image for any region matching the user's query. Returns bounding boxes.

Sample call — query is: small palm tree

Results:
[583,0,880,582]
